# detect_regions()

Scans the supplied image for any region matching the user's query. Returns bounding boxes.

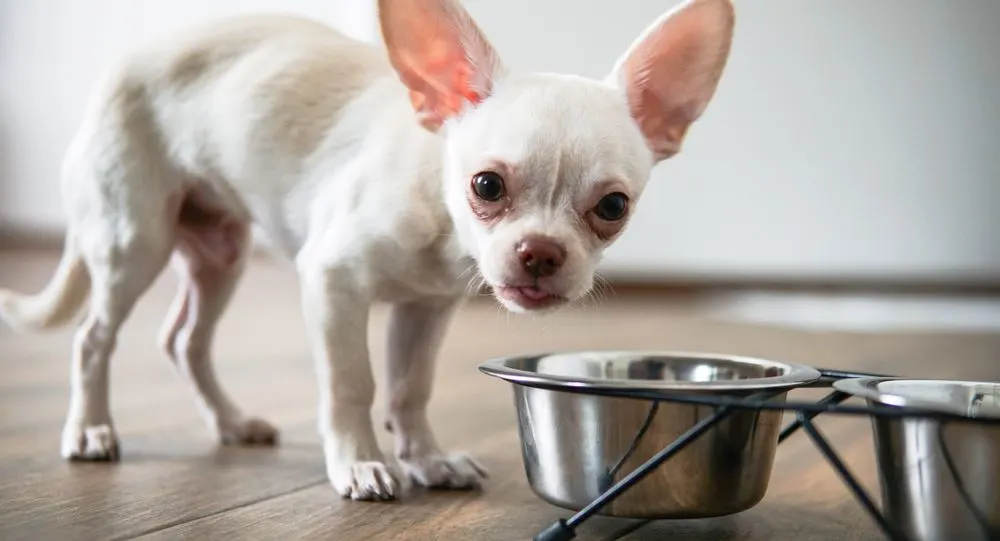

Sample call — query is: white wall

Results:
[459,0,1000,282]
[2,1,999,283]
[0,0,376,229]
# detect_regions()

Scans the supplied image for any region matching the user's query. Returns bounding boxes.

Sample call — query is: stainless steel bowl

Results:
[834,377,1000,541]
[479,351,821,518]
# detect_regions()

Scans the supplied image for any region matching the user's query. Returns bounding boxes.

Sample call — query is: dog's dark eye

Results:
[472,171,505,202]
[594,192,629,221]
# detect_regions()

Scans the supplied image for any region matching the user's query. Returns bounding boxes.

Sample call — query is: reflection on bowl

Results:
[834,377,1000,541]
[480,351,820,518]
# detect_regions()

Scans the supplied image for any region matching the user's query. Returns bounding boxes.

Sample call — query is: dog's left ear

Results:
[607,0,735,162]
[378,0,505,132]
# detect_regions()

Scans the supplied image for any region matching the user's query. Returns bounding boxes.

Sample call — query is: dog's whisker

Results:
[592,272,616,305]
[463,270,489,297]
[582,275,614,310]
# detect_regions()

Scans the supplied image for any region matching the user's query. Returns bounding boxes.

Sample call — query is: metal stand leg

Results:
[533,406,735,541]
[526,370,937,541]
[779,391,849,443]
[603,402,659,486]
[797,413,909,541]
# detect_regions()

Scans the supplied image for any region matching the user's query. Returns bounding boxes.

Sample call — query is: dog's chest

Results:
[365,237,473,302]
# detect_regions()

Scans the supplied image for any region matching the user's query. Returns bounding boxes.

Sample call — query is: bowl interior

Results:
[869,380,1000,418]
[482,351,819,391]
[520,352,782,382]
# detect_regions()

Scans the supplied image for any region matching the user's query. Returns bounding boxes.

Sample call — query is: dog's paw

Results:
[400,451,488,490]
[327,459,404,501]
[218,417,279,446]
[61,423,120,462]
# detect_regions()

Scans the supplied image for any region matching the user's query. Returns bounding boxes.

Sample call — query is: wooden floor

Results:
[2,250,999,541]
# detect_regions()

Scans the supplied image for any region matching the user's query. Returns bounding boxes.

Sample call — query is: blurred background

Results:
[2,0,999,328]
[1,5,999,538]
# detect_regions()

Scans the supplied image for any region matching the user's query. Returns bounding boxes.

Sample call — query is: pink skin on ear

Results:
[611,0,735,161]
[378,0,503,131]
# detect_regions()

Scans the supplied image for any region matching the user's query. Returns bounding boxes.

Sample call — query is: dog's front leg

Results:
[299,267,402,500]
[385,297,488,489]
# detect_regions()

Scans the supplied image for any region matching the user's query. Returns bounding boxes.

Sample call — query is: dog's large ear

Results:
[606,0,735,161]
[378,0,504,132]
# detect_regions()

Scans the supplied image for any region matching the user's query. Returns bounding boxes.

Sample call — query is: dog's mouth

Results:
[494,285,566,310]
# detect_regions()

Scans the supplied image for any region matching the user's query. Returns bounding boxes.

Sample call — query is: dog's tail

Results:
[0,231,91,333]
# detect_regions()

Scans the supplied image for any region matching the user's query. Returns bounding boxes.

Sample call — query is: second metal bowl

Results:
[479,351,821,519]
[834,377,1000,541]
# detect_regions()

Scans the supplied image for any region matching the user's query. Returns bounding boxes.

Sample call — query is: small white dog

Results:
[0,0,734,500]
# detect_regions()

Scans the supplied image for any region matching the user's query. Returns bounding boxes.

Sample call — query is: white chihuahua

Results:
[0,0,734,500]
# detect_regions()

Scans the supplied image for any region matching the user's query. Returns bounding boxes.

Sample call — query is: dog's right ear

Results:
[606,0,735,162]
[378,0,505,132]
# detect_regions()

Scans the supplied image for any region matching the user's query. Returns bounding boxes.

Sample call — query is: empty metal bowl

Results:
[834,377,1000,541]
[479,351,821,518]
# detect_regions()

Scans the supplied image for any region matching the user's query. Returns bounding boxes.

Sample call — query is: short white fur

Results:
[0,0,735,500]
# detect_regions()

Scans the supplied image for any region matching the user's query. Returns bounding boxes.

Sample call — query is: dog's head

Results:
[379,0,734,312]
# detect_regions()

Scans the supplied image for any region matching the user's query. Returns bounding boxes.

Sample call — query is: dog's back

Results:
[1,0,738,496]
[72,14,390,193]
[1,14,396,335]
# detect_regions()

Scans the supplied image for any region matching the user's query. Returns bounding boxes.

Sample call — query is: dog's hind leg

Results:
[159,200,278,446]
[58,71,186,461]
[63,225,173,461]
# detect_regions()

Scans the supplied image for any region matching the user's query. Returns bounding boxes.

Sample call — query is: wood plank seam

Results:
[114,479,328,541]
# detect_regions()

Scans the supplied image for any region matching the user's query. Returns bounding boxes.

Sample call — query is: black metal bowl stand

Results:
[526,369,1000,541]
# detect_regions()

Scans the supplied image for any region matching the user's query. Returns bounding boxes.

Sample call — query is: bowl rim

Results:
[833,377,1000,420]
[477,350,822,392]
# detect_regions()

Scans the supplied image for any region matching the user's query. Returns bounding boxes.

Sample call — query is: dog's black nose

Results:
[516,237,566,278]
